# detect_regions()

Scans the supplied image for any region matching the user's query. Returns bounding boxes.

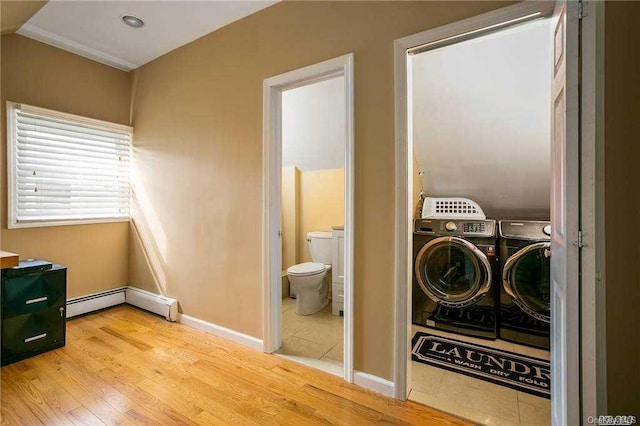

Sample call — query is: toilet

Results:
[287,231,332,315]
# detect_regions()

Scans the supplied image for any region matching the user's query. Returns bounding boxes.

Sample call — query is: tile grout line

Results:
[286,333,341,359]
[432,368,446,397]
[319,341,341,360]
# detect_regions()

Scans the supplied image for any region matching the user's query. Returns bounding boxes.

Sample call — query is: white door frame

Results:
[262,53,355,382]
[392,0,606,421]
[579,0,607,417]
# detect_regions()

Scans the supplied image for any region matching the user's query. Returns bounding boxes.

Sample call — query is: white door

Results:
[550,1,581,424]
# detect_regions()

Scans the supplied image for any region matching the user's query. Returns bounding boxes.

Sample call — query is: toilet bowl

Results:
[287,262,331,315]
[287,231,333,315]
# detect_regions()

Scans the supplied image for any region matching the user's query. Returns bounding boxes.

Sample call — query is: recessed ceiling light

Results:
[122,15,144,28]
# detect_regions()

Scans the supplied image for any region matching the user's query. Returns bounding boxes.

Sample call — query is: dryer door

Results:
[415,236,492,307]
[502,242,551,322]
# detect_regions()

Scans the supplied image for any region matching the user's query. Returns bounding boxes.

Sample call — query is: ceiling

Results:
[412,19,552,219]
[14,0,275,71]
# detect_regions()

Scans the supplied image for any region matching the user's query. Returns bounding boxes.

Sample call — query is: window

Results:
[6,102,132,228]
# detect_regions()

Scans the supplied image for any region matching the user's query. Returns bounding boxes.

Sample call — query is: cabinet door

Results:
[2,269,66,318]
[2,307,65,364]
[332,230,345,285]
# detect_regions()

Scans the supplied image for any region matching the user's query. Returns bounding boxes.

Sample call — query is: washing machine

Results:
[498,220,551,349]
[412,218,498,339]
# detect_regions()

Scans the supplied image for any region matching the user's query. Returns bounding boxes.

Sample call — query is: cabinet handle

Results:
[25,296,48,305]
[24,333,47,343]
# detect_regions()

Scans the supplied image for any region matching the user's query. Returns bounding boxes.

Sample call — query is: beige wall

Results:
[128,1,509,379]
[282,166,344,267]
[281,165,299,270]
[0,1,47,35]
[604,1,640,415]
[0,34,130,298]
[299,168,344,263]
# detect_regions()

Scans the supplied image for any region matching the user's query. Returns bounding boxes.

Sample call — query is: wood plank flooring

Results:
[1,305,470,425]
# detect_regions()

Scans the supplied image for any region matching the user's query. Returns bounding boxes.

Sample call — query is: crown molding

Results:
[17,23,139,71]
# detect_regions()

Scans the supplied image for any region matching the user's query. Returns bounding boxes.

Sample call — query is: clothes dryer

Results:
[498,220,551,349]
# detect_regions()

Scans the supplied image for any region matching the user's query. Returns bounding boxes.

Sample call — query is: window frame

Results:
[6,101,133,229]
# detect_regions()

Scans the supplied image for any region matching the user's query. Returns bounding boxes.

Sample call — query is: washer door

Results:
[415,236,492,307]
[502,242,551,323]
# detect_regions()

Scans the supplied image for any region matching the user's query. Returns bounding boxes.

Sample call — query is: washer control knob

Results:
[445,221,457,232]
[543,225,552,236]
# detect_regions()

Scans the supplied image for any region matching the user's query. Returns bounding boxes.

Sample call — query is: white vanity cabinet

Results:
[331,227,345,316]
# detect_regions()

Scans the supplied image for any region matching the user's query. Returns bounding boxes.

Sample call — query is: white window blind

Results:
[7,102,132,227]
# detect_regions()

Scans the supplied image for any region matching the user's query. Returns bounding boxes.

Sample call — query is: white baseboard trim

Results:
[66,287,126,318]
[178,314,263,352]
[353,371,395,398]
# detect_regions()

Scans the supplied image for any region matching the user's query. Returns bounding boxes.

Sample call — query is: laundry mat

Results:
[411,332,550,398]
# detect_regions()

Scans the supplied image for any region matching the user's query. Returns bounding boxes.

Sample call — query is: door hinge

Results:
[576,231,585,248]
[578,2,587,20]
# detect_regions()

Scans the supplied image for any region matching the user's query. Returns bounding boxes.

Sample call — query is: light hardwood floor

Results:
[1,305,469,425]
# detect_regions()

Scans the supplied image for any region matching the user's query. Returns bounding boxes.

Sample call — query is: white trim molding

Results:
[17,24,140,71]
[9,102,133,134]
[353,371,395,398]
[262,53,355,383]
[178,314,264,352]
[579,0,607,417]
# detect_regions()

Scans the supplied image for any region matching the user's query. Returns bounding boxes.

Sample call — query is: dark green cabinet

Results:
[1,261,67,366]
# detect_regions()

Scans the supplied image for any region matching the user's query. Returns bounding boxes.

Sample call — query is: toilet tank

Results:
[307,232,333,264]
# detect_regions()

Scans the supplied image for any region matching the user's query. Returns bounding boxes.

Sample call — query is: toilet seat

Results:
[287,262,330,277]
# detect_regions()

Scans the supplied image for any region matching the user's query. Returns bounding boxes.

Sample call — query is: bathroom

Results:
[275,75,346,375]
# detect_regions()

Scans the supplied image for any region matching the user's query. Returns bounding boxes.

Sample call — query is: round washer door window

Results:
[415,237,491,307]
[503,242,551,322]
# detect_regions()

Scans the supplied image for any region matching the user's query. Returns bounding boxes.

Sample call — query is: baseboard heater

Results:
[66,287,126,318]
[66,286,178,322]
[125,287,178,322]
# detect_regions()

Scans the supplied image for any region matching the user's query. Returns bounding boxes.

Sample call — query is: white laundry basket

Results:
[421,197,486,220]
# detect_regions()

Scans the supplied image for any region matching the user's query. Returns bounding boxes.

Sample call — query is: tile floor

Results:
[409,324,551,426]
[275,297,344,375]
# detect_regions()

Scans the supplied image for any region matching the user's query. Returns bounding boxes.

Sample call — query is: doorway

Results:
[262,54,355,381]
[394,1,603,425]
